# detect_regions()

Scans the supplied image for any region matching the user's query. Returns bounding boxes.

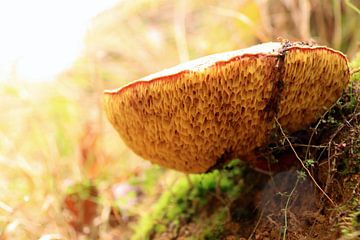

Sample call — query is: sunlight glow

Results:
[0,0,118,82]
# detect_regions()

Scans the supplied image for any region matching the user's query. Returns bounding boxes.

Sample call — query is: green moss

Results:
[197,208,228,240]
[132,160,245,240]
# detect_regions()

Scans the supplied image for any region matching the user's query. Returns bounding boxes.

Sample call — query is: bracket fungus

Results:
[104,42,350,173]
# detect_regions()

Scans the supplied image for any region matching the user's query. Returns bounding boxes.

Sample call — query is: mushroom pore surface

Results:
[104,42,350,173]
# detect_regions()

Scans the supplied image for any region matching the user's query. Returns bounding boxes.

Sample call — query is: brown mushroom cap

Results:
[104,42,350,173]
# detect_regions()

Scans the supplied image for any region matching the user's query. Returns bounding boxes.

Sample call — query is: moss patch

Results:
[131,160,261,240]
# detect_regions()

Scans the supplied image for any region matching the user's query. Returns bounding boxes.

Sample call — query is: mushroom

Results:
[104,41,350,173]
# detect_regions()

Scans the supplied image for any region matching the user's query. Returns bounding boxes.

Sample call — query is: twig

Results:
[248,207,264,240]
[345,0,360,15]
[292,143,328,148]
[267,215,280,227]
[305,102,337,160]
[281,177,299,240]
[274,118,336,207]
[351,67,360,76]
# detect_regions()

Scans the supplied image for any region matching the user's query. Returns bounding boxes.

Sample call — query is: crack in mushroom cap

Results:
[104,42,350,173]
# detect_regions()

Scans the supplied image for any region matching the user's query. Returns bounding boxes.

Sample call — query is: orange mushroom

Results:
[104,41,350,173]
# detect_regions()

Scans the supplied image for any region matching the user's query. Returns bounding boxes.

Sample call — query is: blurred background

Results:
[0,0,359,239]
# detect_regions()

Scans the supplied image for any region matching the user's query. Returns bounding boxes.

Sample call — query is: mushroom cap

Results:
[104,42,350,173]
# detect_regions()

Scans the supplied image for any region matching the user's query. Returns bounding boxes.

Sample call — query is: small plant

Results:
[304,159,315,168]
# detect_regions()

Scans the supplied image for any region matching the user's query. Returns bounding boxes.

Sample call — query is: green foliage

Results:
[132,160,245,240]
[304,159,315,168]
[297,170,306,181]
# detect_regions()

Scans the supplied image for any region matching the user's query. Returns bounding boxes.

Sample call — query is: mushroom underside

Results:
[104,43,349,173]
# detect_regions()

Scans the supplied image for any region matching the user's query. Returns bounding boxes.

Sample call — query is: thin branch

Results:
[282,178,299,240]
[248,207,264,240]
[292,143,328,148]
[351,67,360,76]
[305,102,338,160]
[274,118,337,207]
[345,0,360,15]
